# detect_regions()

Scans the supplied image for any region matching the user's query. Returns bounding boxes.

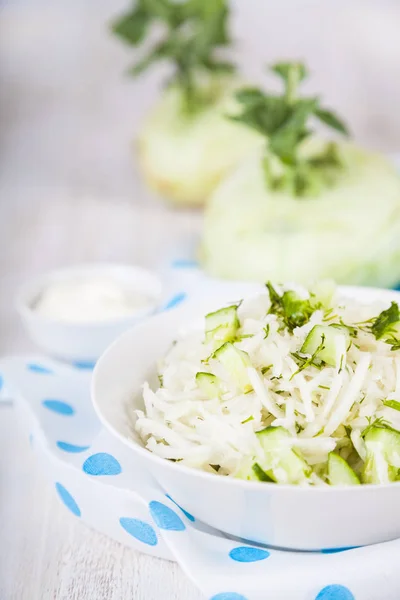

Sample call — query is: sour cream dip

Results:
[34,276,153,323]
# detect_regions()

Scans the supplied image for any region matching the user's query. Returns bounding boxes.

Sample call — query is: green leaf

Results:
[271,61,308,84]
[111,0,234,114]
[315,107,350,136]
[370,302,400,340]
[281,290,315,329]
[201,58,235,73]
[265,282,316,332]
[235,88,266,106]
[230,60,349,197]
[266,281,282,311]
[111,9,150,46]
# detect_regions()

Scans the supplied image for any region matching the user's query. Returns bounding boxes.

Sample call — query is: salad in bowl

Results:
[93,282,400,550]
[135,281,400,487]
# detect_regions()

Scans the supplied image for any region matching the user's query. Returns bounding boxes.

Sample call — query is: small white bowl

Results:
[17,263,162,364]
[92,284,400,551]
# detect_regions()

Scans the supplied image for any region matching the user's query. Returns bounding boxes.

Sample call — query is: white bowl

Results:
[17,263,162,364]
[92,285,400,550]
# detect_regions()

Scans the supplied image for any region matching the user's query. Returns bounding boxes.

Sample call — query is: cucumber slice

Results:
[310,280,336,309]
[328,452,360,486]
[195,372,220,399]
[361,453,398,484]
[301,324,349,367]
[205,305,239,347]
[213,342,252,393]
[235,460,275,482]
[256,426,311,484]
[364,426,400,467]
[362,426,400,484]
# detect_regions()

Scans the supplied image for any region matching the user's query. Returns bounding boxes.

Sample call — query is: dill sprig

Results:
[266,281,317,332]
[361,416,392,438]
[112,0,235,115]
[230,61,349,197]
[369,302,400,351]
[383,399,400,412]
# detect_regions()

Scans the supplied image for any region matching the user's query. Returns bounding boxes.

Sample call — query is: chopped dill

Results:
[383,399,400,412]
[338,318,358,338]
[263,324,270,339]
[158,374,164,387]
[370,302,400,340]
[361,416,392,438]
[291,334,326,379]
[261,365,273,375]
[241,415,254,424]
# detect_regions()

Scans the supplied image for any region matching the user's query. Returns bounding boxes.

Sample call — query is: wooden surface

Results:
[1,1,400,598]
[0,410,203,600]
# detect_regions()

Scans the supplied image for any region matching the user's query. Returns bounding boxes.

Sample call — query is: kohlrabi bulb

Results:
[201,140,400,287]
[136,76,263,206]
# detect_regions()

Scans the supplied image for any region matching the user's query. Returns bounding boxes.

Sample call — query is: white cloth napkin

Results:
[1,354,400,600]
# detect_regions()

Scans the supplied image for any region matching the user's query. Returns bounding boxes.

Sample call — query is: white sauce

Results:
[34,276,152,323]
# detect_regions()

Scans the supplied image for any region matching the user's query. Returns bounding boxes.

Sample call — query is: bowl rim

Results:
[16,262,163,328]
[92,283,400,493]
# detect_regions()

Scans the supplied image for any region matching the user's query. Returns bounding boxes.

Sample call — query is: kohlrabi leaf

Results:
[314,107,349,136]
[112,0,235,115]
[230,61,350,197]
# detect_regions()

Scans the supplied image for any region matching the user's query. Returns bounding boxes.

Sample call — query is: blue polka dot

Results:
[163,292,187,311]
[119,517,158,546]
[315,585,355,600]
[73,360,96,370]
[82,452,122,476]
[55,482,81,517]
[0,374,3,391]
[56,441,90,453]
[27,363,53,374]
[321,547,358,554]
[149,501,186,531]
[210,594,248,600]
[171,259,199,269]
[29,433,34,446]
[229,546,270,562]
[165,494,195,522]
[42,399,75,415]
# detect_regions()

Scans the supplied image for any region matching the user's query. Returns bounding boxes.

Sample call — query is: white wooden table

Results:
[0,196,203,600]
[1,1,400,598]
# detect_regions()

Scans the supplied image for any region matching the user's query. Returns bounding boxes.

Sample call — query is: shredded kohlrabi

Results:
[135,282,400,486]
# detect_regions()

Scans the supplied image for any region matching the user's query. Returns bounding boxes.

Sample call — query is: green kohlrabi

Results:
[200,62,400,286]
[112,0,263,205]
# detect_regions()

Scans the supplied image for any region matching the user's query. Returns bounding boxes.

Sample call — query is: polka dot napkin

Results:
[1,354,400,600]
